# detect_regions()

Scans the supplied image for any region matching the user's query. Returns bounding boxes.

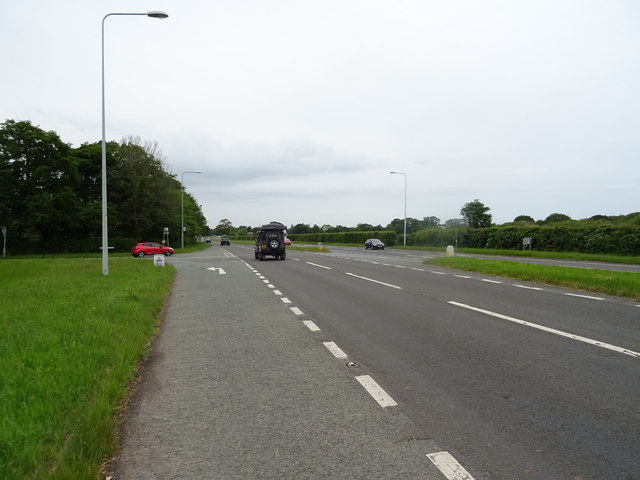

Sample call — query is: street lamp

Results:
[101,11,169,276]
[389,171,407,246]
[181,171,202,249]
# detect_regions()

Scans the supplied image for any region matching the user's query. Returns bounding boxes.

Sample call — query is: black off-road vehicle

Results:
[254,222,287,260]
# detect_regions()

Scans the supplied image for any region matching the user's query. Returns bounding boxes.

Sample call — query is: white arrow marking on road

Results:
[206,267,226,274]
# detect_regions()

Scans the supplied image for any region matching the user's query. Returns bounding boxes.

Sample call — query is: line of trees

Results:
[213,198,640,255]
[0,119,208,254]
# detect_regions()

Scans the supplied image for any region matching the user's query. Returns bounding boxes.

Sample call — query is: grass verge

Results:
[426,257,640,301]
[288,245,331,253]
[0,257,175,479]
[400,246,640,264]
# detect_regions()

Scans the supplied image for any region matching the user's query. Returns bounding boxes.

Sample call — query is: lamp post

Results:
[101,11,168,276]
[389,171,407,246]
[181,171,202,249]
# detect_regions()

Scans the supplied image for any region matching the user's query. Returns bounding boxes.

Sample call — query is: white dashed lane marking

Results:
[306,262,332,269]
[427,451,476,480]
[303,320,320,332]
[355,375,398,408]
[323,341,348,359]
[345,272,402,290]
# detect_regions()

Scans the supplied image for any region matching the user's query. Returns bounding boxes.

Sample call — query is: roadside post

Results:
[154,254,165,267]
[523,237,532,251]
[446,245,455,257]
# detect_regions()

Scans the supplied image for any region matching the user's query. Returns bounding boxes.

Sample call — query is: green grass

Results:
[288,245,331,253]
[0,257,175,479]
[426,256,640,300]
[397,245,640,264]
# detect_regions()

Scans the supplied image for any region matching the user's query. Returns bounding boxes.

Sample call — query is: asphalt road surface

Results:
[112,245,640,479]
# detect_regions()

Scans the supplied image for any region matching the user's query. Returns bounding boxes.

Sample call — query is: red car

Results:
[131,242,175,258]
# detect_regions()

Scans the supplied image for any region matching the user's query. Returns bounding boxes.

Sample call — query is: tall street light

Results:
[389,171,407,246]
[181,171,202,249]
[101,11,169,276]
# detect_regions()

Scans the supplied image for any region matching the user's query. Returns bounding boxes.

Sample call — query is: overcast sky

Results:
[2,1,638,229]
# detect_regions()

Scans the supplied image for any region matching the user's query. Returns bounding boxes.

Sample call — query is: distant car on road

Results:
[364,238,385,250]
[284,238,291,245]
[220,237,230,246]
[131,242,175,257]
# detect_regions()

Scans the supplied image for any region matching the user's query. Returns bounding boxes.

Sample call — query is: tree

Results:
[513,215,535,223]
[0,120,208,253]
[356,223,375,231]
[214,219,233,235]
[420,216,441,228]
[0,120,83,251]
[289,223,311,234]
[544,213,572,223]
[445,218,467,228]
[460,199,492,228]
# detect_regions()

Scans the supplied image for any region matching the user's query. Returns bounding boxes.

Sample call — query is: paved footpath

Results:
[109,247,450,480]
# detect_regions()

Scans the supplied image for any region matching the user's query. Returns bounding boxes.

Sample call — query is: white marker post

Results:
[153,254,165,267]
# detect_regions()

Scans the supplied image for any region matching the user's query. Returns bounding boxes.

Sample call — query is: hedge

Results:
[288,231,398,247]
[409,222,640,256]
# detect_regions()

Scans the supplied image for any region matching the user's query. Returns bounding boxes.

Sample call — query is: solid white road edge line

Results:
[303,320,320,332]
[306,262,332,269]
[427,451,476,480]
[355,375,398,408]
[345,272,402,290]
[448,301,640,359]
[323,341,348,359]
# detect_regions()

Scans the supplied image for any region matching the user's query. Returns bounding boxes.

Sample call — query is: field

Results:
[0,257,175,479]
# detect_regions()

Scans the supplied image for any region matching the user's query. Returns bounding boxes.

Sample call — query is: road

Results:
[228,244,640,479]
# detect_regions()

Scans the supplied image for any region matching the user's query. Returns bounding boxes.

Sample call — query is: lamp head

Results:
[147,11,169,19]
